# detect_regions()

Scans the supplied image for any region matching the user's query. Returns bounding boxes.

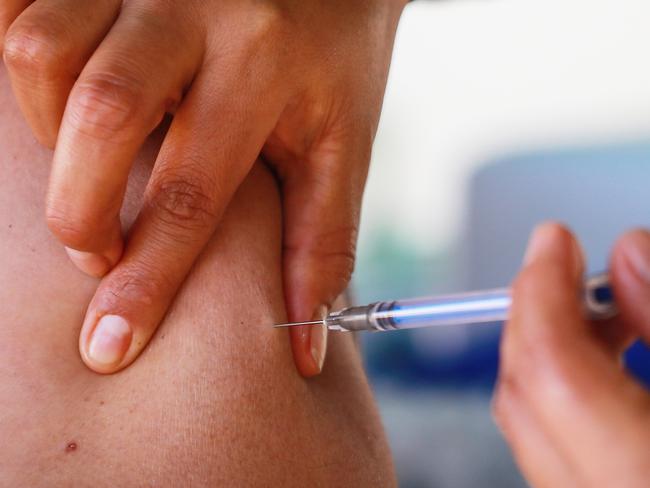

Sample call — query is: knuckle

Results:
[148,172,218,233]
[46,206,98,249]
[68,72,143,140]
[99,267,172,312]
[284,225,358,289]
[326,246,356,285]
[3,21,66,76]
[250,2,287,39]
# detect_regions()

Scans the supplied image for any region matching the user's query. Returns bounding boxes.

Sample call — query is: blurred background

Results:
[355,0,650,486]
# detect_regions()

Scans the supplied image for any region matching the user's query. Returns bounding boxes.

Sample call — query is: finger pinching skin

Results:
[4,0,410,376]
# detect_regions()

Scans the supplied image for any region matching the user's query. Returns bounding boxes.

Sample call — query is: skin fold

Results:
[0,67,396,487]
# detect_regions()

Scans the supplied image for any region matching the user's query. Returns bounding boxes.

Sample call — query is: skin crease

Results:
[493,223,650,488]
[0,69,396,487]
[0,0,408,377]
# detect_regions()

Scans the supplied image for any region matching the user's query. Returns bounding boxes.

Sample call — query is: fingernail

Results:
[523,223,582,274]
[310,305,329,372]
[66,247,112,278]
[622,230,650,283]
[87,315,132,367]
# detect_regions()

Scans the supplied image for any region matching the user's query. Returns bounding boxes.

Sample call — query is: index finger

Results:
[45,5,201,277]
[77,65,284,373]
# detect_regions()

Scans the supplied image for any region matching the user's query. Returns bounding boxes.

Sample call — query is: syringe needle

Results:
[273,320,325,328]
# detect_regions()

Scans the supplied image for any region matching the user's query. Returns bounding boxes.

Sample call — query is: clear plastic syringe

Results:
[274,273,616,333]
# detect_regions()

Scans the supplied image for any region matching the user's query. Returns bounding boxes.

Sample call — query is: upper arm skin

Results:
[0,66,395,487]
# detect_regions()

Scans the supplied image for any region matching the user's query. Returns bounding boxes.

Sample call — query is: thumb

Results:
[278,139,370,377]
[611,228,650,343]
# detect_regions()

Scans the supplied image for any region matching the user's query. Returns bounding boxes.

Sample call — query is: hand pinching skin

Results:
[0,0,409,375]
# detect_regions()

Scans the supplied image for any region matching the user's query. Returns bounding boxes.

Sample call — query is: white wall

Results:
[363,0,650,256]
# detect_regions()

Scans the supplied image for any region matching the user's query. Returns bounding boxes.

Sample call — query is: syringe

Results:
[274,273,616,333]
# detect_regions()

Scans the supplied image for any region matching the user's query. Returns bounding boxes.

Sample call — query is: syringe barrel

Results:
[328,290,511,332]
[371,290,512,331]
[327,273,616,333]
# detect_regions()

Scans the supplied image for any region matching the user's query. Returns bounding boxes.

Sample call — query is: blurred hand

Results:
[493,223,650,488]
[0,0,407,375]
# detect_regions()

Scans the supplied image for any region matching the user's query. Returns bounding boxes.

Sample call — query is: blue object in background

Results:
[359,144,650,487]
[365,144,650,389]
[462,147,650,387]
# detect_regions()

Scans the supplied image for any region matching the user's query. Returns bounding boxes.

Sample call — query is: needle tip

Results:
[273,320,325,328]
